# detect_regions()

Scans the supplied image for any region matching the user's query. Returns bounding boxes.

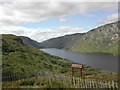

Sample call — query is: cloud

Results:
[0,26,33,36]
[98,13,118,24]
[0,2,118,25]
[28,26,88,42]
[0,25,88,42]
[59,18,69,23]
[0,0,119,2]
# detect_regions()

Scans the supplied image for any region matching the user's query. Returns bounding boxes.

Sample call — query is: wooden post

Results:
[80,68,82,77]
[72,68,74,76]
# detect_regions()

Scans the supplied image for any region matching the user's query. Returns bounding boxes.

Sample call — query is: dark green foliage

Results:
[2,34,73,78]
[19,79,36,86]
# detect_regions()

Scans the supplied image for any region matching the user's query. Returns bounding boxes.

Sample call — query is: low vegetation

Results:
[2,34,73,77]
[2,71,119,88]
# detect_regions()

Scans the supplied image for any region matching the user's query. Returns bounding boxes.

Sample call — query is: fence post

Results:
[8,76,11,81]
[112,81,115,88]
[105,81,108,88]
[108,81,111,88]
[77,77,79,88]
[92,80,95,88]
[79,77,82,88]
[70,75,72,87]
[73,76,75,86]
[84,78,86,88]
[115,82,118,88]
[100,81,103,88]
[80,78,83,88]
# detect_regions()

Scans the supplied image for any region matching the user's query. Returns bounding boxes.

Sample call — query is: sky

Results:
[0,0,119,42]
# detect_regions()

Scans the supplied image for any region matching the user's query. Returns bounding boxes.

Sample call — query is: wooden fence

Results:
[2,72,119,88]
[45,73,119,88]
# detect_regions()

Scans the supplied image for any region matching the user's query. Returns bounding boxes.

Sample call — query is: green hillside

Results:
[20,36,44,49]
[40,21,119,54]
[2,34,73,77]
[41,33,84,49]
[67,21,119,54]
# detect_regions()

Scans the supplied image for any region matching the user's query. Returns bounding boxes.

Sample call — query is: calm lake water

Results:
[41,48,118,73]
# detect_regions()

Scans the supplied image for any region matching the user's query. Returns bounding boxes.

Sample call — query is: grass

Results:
[2,34,74,78]
[2,69,119,88]
[2,64,119,88]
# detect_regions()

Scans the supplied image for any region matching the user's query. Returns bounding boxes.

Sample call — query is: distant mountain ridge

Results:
[40,33,85,49]
[20,36,44,49]
[40,21,119,54]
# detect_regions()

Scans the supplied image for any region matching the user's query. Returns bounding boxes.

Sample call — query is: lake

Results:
[41,48,118,73]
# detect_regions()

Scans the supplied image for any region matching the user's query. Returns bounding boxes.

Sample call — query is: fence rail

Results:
[2,72,119,88]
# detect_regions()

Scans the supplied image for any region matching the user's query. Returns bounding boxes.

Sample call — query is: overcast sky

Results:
[0,0,119,42]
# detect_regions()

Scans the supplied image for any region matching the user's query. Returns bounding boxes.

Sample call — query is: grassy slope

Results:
[2,34,73,77]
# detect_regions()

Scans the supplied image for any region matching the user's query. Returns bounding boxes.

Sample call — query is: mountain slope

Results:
[67,21,119,54]
[2,34,73,77]
[40,21,119,54]
[41,33,85,49]
[20,36,43,49]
